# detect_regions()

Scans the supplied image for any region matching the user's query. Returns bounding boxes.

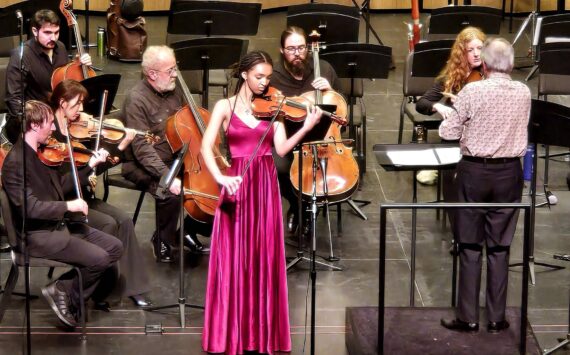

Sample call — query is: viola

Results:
[251,86,347,126]
[68,115,160,144]
[289,30,360,203]
[164,68,229,223]
[51,0,96,90]
[38,137,93,167]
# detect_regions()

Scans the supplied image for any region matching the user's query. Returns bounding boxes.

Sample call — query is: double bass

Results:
[164,69,229,223]
[289,31,360,203]
[51,0,96,90]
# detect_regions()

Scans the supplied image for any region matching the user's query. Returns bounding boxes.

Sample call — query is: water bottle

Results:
[523,144,534,181]
[97,27,106,57]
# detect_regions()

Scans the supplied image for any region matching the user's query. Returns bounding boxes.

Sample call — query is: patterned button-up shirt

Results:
[439,72,531,158]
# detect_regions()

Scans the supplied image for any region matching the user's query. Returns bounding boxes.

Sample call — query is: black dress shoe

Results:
[151,235,174,263]
[183,234,210,254]
[130,294,153,308]
[488,320,509,333]
[286,209,298,234]
[93,301,111,312]
[41,281,78,328]
[440,318,479,332]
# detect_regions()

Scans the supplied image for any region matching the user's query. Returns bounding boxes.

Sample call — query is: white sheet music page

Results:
[386,149,439,166]
[434,147,461,165]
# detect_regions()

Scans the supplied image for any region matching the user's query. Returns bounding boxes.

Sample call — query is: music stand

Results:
[286,4,359,44]
[167,1,260,107]
[509,99,568,285]
[80,74,121,116]
[374,143,461,307]
[426,6,502,40]
[171,38,247,109]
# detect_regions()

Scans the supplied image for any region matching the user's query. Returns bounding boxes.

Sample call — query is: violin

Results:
[37,137,93,167]
[68,114,160,144]
[251,86,347,126]
[51,0,96,90]
[466,68,484,84]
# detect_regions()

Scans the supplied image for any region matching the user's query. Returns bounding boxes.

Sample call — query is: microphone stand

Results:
[16,9,32,355]
[145,143,204,327]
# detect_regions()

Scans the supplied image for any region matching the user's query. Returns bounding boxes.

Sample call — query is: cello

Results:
[289,31,360,204]
[51,0,96,90]
[164,69,229,224]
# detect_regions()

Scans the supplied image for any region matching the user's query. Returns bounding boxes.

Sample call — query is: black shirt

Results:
[5,39,69,116]
[270,58,340,97]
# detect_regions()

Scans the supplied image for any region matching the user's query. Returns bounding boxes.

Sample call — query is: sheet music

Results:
[386,149,439,166]
[434,147,461,165]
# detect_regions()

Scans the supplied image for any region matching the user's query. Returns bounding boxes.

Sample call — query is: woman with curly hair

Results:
[416,26,486,116]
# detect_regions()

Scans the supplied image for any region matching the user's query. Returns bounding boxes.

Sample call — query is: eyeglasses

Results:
[153,65,178,76]
[284,45,307,54]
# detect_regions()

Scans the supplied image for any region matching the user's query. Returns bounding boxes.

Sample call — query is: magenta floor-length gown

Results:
[202,113,291,355]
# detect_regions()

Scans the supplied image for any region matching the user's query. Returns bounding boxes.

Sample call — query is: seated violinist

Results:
[1,100,123,328]
[48,79,153,308]
[121,45,210,262]
[4,9,92,143]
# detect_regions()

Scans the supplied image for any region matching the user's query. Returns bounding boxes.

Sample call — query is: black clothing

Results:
[415,81,445,115]
[455,158,523,323]
[5,39,69,115]
[52,120,150,297]
[1,139,123,309]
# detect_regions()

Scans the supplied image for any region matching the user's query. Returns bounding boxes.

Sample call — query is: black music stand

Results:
[80,74,121,116]
[319,43,391,221]
[286,4,360,44]
[427,6,502,40]
[171,38,247,109]
[510,99,568,284]
[167,1,260,108]
[374,143,461,307]
[285,106,343,270]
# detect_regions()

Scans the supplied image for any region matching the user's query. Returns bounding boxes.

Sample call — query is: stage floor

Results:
[1,10,569,355]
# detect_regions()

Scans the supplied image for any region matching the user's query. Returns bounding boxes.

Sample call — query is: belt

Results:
[462,156,520,164]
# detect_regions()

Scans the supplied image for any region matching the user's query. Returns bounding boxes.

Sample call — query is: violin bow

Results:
[64,119,88,223]
[88,90,109,191]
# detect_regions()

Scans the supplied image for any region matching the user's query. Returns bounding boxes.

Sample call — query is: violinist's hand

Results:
[117,128,137,151]
[169,177,182,195]
[79,53,92,67]
[88,148,110,168]
[311,77,332,91]
[67,198,88,216]
[433,103,455,120]
[302,105,322,132]
[217,175,242,196]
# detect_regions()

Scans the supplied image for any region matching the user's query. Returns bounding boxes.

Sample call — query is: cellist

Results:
[5,9,92,144]
[120,45,210,262]
[270,26,341,236]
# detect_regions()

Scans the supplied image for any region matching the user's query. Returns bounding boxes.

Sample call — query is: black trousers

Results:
[41,224,123,310]
[454,158,523,323]
[87,198,150,297]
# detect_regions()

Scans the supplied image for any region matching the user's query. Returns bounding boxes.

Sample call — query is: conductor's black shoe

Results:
[130,294,153,308]
[93,301,111,312]
[488,320,509,333]
[41,281,78,328]
[183,234,210,254]
[286,209,298,234]
[151,235,174,263]
[440,318,479,332]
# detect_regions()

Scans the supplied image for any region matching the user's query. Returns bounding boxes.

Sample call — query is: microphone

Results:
[15,10,22,20]
[157,143,189,199]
